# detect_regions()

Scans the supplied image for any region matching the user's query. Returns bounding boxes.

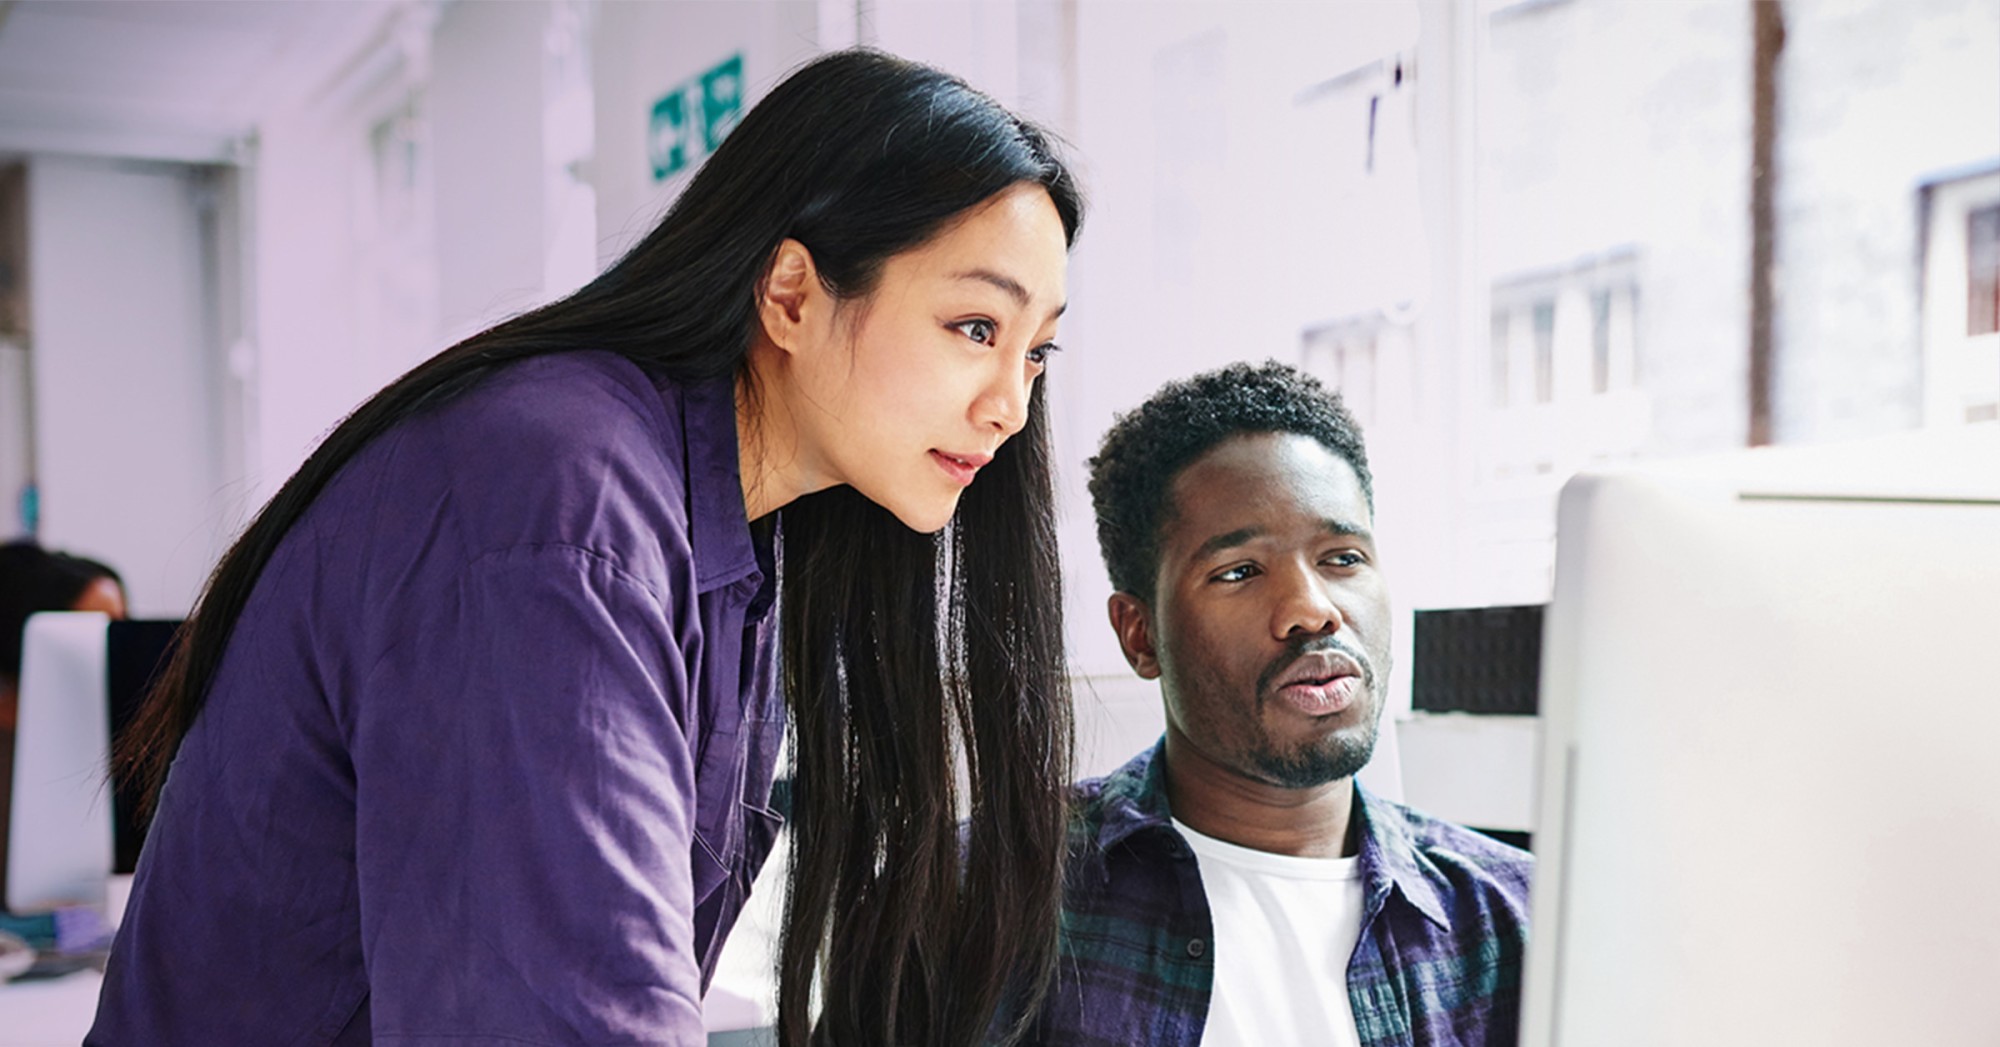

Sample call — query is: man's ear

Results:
[1108,592,1162,681]
[757,238,826,354]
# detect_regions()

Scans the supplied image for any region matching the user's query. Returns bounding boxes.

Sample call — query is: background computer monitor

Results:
[1521,424,2000,1047]
[6,613,176,913]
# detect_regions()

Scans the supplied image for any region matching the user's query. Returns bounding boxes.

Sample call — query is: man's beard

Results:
[1246,634,1385,788]
[1245,715,1379,788]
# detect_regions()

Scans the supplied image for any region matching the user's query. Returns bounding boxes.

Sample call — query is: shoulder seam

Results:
[458,541,672,613]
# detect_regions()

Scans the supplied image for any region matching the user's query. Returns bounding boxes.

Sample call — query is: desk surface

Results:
[0,968,101,1047]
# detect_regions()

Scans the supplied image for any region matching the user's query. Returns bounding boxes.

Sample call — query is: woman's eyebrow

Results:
[951,268,1068,319]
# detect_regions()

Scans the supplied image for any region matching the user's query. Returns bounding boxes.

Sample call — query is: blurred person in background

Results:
[0,540,127,909]
[95,49,1080,1047]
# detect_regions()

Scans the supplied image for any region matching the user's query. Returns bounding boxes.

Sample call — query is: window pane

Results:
[1591,288,1612,394]
[1970,203,2000,337]
[1533,300,1555,403]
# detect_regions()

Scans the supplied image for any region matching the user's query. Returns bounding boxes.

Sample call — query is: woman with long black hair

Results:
[92,50,1078,1047]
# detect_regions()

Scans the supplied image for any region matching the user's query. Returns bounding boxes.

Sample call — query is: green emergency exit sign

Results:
[649,53,744,182]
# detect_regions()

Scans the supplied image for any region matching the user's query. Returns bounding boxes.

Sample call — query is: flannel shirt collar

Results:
[1091,736,1451,929]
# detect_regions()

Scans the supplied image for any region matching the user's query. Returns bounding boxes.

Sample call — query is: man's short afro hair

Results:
[1086,360,1372,602]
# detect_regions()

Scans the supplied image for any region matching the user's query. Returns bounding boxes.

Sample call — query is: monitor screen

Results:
[6,614,178,912]
[1521,424,2000,1047]
[105,620,178,876]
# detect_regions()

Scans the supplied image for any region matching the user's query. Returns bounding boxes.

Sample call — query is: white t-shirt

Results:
[1173,818,1366,1047]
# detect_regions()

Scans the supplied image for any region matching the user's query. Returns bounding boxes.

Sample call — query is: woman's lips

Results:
[930,450,988,487]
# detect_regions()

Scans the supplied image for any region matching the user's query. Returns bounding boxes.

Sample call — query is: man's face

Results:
[1114,432,1391,789]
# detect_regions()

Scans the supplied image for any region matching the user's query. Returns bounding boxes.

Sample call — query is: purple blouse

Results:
[90,353,785,1045]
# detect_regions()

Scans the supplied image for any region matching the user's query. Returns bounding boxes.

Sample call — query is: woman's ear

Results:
[757,239,825,355]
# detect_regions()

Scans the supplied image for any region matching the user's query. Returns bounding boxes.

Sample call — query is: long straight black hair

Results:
[116,49,1079,1046]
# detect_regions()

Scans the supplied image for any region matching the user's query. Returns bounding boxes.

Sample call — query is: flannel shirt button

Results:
[1186,937,1206,959]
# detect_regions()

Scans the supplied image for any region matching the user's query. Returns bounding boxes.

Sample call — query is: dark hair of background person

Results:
[0,540,124,686]
[113,49,1080,1047]
[1086,361,1373,605]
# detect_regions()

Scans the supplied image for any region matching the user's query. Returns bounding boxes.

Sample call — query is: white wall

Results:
[245,102,376,503]
[26,157,225,617]
[589,1,819,268]
[870,0,1024,107]
[1058,3,1429,690]
[431,0,555,342]
[245,0,588,501]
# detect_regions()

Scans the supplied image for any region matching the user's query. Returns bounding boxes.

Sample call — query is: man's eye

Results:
[1214,564,1258,583]
[1027,342,1061,366]
[953,318,998,345]
[1325,551,1367,569]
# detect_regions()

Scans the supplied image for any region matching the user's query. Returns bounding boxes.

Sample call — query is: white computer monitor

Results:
[7,611,116,914]
[1521,423,2000,1047]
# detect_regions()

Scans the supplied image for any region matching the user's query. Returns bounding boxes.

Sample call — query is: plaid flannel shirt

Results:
[1014,739,1534,1047]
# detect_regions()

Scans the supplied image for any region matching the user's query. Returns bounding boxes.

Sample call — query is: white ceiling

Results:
[0,0,407,164]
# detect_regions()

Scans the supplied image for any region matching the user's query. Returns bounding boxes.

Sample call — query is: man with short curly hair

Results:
[1018,362,1532,1046]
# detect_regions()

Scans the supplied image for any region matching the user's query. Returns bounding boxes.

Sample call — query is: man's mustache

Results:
[1256,634,1376,697]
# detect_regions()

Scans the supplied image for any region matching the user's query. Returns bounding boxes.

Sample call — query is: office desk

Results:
[0,968,101,1047]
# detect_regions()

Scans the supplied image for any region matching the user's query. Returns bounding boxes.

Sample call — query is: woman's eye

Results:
[953,318,998,345]
[1027,342,1061,366]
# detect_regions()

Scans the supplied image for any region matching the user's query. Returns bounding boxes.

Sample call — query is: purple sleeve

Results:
[349,543,706,1044]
